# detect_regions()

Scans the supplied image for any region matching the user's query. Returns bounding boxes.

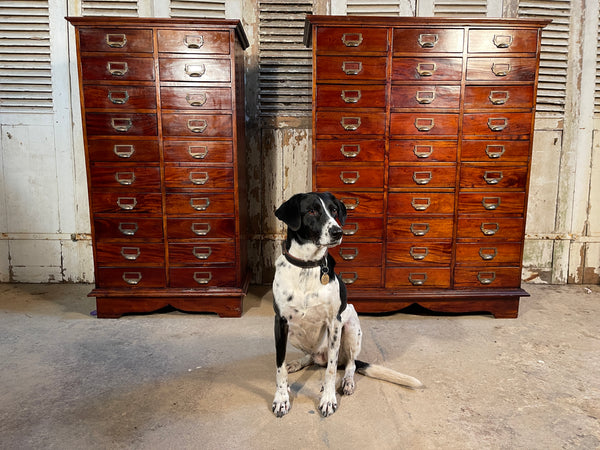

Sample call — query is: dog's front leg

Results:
[319,318,342,417]
[272,313,290,417]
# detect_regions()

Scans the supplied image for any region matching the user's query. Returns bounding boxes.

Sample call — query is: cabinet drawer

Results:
[316,85,386,109]
[90,165,160,190]
[164,166,234,189]
[455,243,522,265]
[315,165,384,190]
[168,242,235,265]
[160,87,232,110]
[315,139,385,163]
[461,140,530,162]
[393,28,464,53]
[158,58,231,82]
[163,141,233,163]
[464,85,534,110]
[166,217,235,240]
[96,243,165,266]
[390,113,459,136]
[157,29,230,54]
[385,267,451,289]
[462,113,533,137]
[86,113,157,136]
[96,267,166,289]
[316,112,386,136]
[389,165,457,189]
[162,113,232,137]
[392,57,462,81]
[386,241,452,266]
[87,139,160,163]
[81,56,155,81]
[333,243,383,266]
[454,267,521,288]
[388,192,455,215]
[387,217,454,240]
[94,217,164,241]
[468,29,539,54]
[169,267,236,288]
[342,217,384,241]
[91,192,163,215]
[338,267,382,288]
[466,57,537,82]
[391,85,460,109]
[316,56,387,81]
[83,86,156,110]
[457,192,526,215]
[165,193,234,216]
[79,28,153,53]
[390,140,456,163]
[316,27,388,54]
[456,217,524,240]
[460,164,528,190]
[335,192,384,216]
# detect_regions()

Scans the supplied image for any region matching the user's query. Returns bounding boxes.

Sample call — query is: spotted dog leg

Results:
[319,318,342,417]
[272,313,290,417]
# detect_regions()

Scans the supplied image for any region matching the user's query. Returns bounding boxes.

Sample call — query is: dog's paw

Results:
[319,391,338,417]
[341,376,355,395]
[272,391,290,418]
[286,360,304,373]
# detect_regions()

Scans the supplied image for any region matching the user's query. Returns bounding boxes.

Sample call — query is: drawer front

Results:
[468,29,539,54]
[385,267,451,289]
[316,27,388,54]
[96,267,166,288]
[455,242,522,265]
[335,192,385,216]
[333,243,383,267]
[388,192,455,215]
[391,85,461,109]
[87,139,160,163]
[390,140,457,163]
[456,217,524,240]
[387,217,454,240]
[81,56,155,81]
[460,164,528,190]
[338,267,382,288]
[158,58,231,82]
[386,241,452,266]
[169,267,236,288]
[165,193,234,216]
[160,87,232,110]
[462,113,533,137]
[79,28,153,53]
[316,112,386,136]
[90,166,160,190]
[91,192,163,215]
[163,141,233,163]
[315,165,384,190]
[168,242,235,265]
[95,243,165,266]
[164,166,234,189]
[342,217,384,241]
[166,217,235,240]
[466,57,537,82]
[390,113,459,136]
[94,217,164,241]
[157,30,230,54]
[464,85,534,110]
[315,139,385,163]
[454,267,522,288]
[162,113,232,137]
[461,140,530,162]
[392,58,462,81]
[83,86,156,110]
[86,113,157,136]
[393,28,464,53]
[457,192,526,215]
[389,165,457,189]
[316,84,387,109]
[316,56,387,81]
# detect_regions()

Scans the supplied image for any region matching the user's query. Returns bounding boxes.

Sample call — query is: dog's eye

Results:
[330,206,338,216]
[307,209,317,216]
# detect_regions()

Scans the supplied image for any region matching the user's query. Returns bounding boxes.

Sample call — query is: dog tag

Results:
[321,267,330,285]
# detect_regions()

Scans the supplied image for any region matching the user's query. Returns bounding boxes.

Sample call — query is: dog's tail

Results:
[355,360,423,389]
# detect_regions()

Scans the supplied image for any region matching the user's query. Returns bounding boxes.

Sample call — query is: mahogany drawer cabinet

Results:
[67,17,249,318]
[304,16,550,318]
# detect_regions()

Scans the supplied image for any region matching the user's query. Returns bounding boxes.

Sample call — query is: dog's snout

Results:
[330,226,343,241]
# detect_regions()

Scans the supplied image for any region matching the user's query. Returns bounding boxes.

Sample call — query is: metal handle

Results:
[493,34,513,49]
[415,91,436,104]
[418,33,438,48]
[118,222,138,236]
[340,272,358,284]
[479,247,498,261]
[184,34,204,49]
[341,90,361,103]
[188,145,208,159]
[484,171,504,185]
[341,32,363,47]
[410,223,430,236]
[340,117,361,131]
[193,271,212,285]
[481,222,499,236]
[482,197,501,210]
[186,93,207,107]
[489,90,510,105]
[190,197,210,211]
[341,61,362,75]
[342,223,359,236]
[189,171,209,185]
[413,145,433,158]
[411,197,431,211]
[191,223,211,236]
[117,197,137,210]
[193,246,212,260]
[410,247,429,261]
[115,171,135,185]
[120,247,140,261]
[413,171,432,185]
[108,90,129,105]
[415,118,435,132]
[416,62,436,77]
[340,144,361,158]
[340,197,359,210]
[492,63,511,77]
[187,119,208,133]
[339,247,359,261]
[477,271,497,285]
[488,117,508,132]
[107,61,128,76]
[485,145,505,159]
[185,64,206,78]
[113,144,135,158]
[409,273,427,286]
[111,118,132,132]
[122,272,142,285]
[105,34,127,48]
[340,171,360,184]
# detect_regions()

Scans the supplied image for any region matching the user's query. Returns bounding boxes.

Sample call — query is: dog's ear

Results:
[335,196,347,226]
[275,194,302,231]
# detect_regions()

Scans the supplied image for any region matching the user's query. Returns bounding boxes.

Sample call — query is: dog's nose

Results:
[330,226,343,241]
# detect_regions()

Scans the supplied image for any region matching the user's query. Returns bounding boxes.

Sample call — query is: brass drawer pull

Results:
[413,171,432,185]
[117,197,137,210]
[489,90,510,105]
[493,34,513,49]
[418,33,438,48]
[186,93,207,107]
[190,197,210,211]
[484,171,504,185]
[108,90,129,104]
[187,119,208,133]
[191,223,211,236]
[184,35,204,49]
[477,271,497,285]
[193,246,212,260]
[339,247,359,261]
[409,272,427,286]
[341,61,362,75]
[189,171,209,185]
[122,271,142,285]
[340,171,360,184]
[482,197,501,210]
[413,145,433,158]
[416,62,436,77]
[415,118,435,132]
[481,222,499,236]
[111,118,132,132]
[193,271,213,284]
[185,64,206,78]
[479,247,498,261]
[340,272,358,284]
[340,144,361,158]
[115,171,136,185]
[410,247,429,260]
[340,116,361,131]
[492,62,511,77]
[411,197,431,211]
[343,223,359,236]
[410,223,430,236]
[341,90,361,103]
[118,222,138,236]
[188,145,208,159]
[340,197,359,210]
[107,61,128,76]
[106,34,127,48]
[113,144,135,158]
[488,117,508,132]
[415,90,436,104]
[120,247,141,261]
[485,145,505,159]
[341,33,363,47]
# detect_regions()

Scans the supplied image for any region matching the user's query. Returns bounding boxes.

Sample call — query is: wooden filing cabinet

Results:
[304,16,550,318]
[67,17,249,318]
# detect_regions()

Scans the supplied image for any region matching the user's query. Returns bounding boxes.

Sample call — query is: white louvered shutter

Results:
[81,0,138,16]
[347,0,414,15]
[433,0,487,17]
[170,0,226,18]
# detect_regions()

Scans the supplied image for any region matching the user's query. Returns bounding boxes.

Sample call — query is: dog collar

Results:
[283,248,331,285]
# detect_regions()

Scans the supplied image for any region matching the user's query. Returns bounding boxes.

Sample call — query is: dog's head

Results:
[275,192,347,248]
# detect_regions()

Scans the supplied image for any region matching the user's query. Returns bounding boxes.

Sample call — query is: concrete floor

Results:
[0,283,599,449]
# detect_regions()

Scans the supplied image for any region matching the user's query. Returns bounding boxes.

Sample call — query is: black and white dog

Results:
[272,192,422,417]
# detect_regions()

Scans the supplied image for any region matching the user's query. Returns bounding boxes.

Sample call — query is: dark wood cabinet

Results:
[68,17,249,318]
